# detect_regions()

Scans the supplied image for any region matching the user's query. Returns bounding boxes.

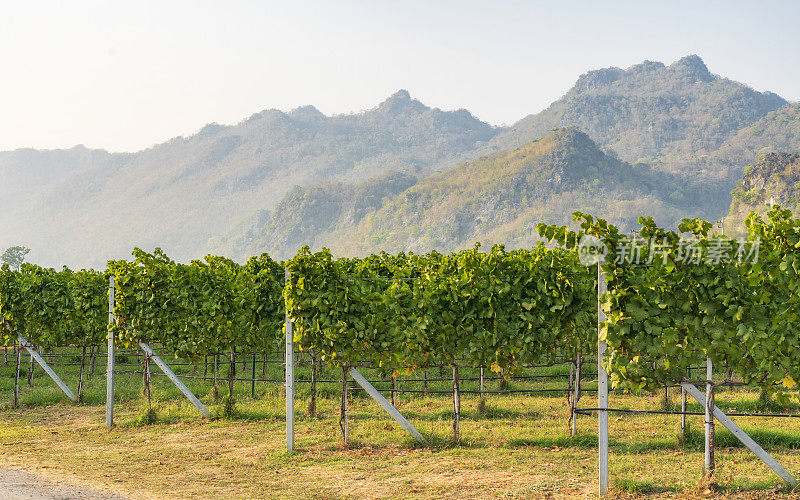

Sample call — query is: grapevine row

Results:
[3,207,799,401]
[538,206,800,401]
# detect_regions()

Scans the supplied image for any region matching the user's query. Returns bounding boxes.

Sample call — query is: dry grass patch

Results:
[2,367,800,498]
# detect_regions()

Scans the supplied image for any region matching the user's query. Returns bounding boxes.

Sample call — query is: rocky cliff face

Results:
[727,152,800,234]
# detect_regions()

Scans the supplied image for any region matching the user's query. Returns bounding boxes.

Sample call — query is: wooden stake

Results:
[228,347,235,398]
[77,345,87,403]
[13,345,21,408]
[213,354,219,399]
[308,351,317,417]
[452,364,461,442]
[681,369,687,437]
[570,351,582,437]
[391,374,397,406]
[143,352,151,409]
[27,348,34,386]
[251,353,256,398]
[88,345,97,378]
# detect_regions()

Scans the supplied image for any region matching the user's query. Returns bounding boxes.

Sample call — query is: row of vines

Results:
[3,207,800,431]
[539,207,800,404]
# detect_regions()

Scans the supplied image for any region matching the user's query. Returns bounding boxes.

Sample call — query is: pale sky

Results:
[1,0,798,153]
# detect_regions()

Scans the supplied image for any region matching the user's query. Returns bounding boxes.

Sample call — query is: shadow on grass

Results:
[517,427,800,454]
[508,433,681,454]
[228,406,286,421]
[318,438,433,453]
[614,478,677,494]
[723,477,795,495]
[508,433,600,449]
[470,403,539,420]
[390,406,540,423]
[682,395,800,415]
[680,427,800,450]
[19,389,72,407]
[402,432,488,451]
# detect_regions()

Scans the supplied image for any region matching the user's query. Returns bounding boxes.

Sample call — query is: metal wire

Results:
[574,407,800,418]
[112,369,580,393]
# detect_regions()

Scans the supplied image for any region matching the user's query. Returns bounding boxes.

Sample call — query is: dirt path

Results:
[0,468,131,500]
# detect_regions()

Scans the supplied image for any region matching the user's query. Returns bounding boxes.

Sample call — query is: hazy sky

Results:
[1,0,798,152]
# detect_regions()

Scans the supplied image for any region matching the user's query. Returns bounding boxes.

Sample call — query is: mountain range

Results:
[236,128,727,258]
[726,152,800,235]
[2,55,799,267]
[487,55,789,179]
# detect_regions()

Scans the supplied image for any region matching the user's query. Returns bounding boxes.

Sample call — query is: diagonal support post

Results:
[681,381,798,488]
[139,342,210,418]
[17,334,77,402]
[348,367,427,444]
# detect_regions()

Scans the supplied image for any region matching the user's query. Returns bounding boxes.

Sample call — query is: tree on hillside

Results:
[1,246,30,270]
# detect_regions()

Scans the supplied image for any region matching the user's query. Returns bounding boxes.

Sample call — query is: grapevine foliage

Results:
[5,204,800,402]
[539,208,800,397]
[108,248,284,360]
[0,264,107,348]
[285,248,404,369]
[285,244,595,375]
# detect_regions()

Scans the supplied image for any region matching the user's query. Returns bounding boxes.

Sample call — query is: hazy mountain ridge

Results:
[242,128,728,259]
[3,55,799,267]
[726,152,800,234]
[487,55,788,179]
[708,103,800,177]
[2,91,497,267]
[222,171,419,258]
[0,145,118,214]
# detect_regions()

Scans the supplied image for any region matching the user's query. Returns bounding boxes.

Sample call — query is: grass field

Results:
[1,348,799,499]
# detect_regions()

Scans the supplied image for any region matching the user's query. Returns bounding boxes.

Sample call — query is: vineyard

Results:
[3,207,800,497]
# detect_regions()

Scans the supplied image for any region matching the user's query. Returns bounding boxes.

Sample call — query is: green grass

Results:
[680,427,800,450]
[614,478,673,494]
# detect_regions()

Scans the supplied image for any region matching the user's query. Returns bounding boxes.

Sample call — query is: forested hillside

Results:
[240,128,727,259]
[726,152,800,234]
[0,145,115,213]
[2,55,798,267]
[488,55,788,179]
[221,171,418,258]
[710,103,800,178]
[2,91,496,267]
